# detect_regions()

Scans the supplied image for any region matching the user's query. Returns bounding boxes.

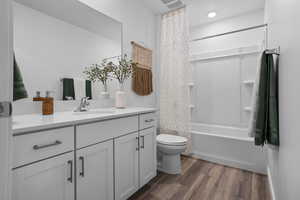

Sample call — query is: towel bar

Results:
[266,46,280,55]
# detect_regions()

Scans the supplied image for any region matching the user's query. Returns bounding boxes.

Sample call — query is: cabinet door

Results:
[77,140,114,200]
[114,132,139,200]
[12,152,74,200]
[139,127,157,187]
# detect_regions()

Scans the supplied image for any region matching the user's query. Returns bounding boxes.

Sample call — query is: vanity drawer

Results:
[76,115,139,148]
[139,112,156,130]
[13,127,74,168]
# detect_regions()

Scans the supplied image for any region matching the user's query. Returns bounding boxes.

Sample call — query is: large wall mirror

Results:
[13,0,122,100]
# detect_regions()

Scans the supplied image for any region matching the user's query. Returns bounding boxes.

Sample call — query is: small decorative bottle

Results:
[42,91,54,115]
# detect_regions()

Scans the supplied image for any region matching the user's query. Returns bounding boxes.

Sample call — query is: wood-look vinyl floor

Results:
[130,156,271,200]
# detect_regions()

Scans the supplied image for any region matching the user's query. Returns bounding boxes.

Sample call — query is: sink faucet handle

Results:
[80,97,90,106]
[85,99,90,106]
[74,97,90,112]
[81,97,90,102]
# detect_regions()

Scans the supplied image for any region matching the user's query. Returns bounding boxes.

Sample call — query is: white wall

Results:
[265,0,300,199]
[78,0,157,107]
[190,10,265,54]
[190,11,265,128]
[13,0,157,115]
[186,0,265,28]
[14,2,121,100]
[191,52,261,128]
[190,9,265,40]
[190,27,266,55]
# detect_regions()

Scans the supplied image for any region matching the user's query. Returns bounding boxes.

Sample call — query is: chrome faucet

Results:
[74,97,90,112]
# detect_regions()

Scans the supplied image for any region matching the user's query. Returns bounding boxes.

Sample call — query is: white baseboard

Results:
[192,151,266,175]
[267,166,276,200]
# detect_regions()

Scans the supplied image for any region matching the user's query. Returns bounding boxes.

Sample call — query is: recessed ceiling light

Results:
[208,12,216,18]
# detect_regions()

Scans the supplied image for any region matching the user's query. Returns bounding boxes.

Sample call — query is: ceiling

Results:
[140,0,170,14]
[141,0,265,26]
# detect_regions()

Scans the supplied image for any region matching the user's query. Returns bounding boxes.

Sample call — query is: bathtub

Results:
[190,123,267,174]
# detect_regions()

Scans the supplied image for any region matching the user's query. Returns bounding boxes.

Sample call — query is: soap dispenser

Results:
[33,91,44,101]
[32,91,54,115]
[42,91,54,115]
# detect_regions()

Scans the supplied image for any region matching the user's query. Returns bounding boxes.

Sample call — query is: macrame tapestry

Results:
[131,41,153,96]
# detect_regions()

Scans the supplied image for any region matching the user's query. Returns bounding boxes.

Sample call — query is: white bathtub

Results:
[190,123,267,174]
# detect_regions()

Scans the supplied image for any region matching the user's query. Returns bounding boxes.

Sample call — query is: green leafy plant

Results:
[110,54,137,84]
[84,55,136,90]
[83,60,112,87]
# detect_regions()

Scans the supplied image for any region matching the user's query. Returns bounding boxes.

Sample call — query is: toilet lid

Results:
[157,134,188,146]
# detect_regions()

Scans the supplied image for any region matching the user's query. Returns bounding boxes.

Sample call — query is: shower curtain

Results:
[159,8,192,153]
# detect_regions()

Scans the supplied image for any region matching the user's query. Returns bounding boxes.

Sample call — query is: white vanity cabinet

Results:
[114,128,157,200]
[114,132,140,200]
[12,109,156,200]
[12,127,75,200]
[139,127,156,187]
[77,140,114,200]
[76,116,138,149]
[13,127,74,168]
[12,152,75,200]
[115,113,157,200]
[76,115,139,200]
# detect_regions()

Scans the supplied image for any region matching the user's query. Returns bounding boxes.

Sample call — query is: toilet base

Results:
[157,153,182,174]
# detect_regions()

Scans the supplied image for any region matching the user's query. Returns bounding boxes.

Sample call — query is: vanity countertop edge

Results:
[13,107,157,135]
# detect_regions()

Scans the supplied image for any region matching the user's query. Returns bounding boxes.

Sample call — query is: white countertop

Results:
[13,107,156,135]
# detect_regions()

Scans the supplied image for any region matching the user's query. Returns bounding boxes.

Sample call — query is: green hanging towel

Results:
[255,51,279,146]
[13,55,28,101]
[62,78,92,100]
[267,55,280,146]
[85,80,92,100]
[62,78,75,100]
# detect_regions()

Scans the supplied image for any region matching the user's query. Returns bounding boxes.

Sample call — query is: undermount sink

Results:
[72,109,116,115]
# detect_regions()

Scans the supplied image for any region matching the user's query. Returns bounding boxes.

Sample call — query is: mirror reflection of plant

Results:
[109,54,137,84]
[83,60,112,87]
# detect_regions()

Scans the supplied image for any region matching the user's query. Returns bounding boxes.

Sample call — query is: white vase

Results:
[115,83,126,108]
[100,83,110,99]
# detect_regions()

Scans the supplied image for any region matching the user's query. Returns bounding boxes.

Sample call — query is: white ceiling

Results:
[141,0,265,26]
[140,0,169,14]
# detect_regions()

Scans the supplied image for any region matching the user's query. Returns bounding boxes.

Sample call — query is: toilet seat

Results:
[157,134,187,146]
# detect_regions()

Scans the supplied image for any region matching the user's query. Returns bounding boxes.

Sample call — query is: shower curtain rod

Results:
[191,24,268,42]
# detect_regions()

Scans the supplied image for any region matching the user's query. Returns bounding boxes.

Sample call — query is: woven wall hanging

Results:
[131,41,153,96]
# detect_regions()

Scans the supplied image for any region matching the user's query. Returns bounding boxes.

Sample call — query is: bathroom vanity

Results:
[12,107,157,200]
[11,1,157,199]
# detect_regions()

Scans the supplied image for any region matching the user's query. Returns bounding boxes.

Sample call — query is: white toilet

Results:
[157,134,188,174]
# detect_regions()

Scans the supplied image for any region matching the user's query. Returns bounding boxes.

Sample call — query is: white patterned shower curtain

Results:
[159,8,192,153]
